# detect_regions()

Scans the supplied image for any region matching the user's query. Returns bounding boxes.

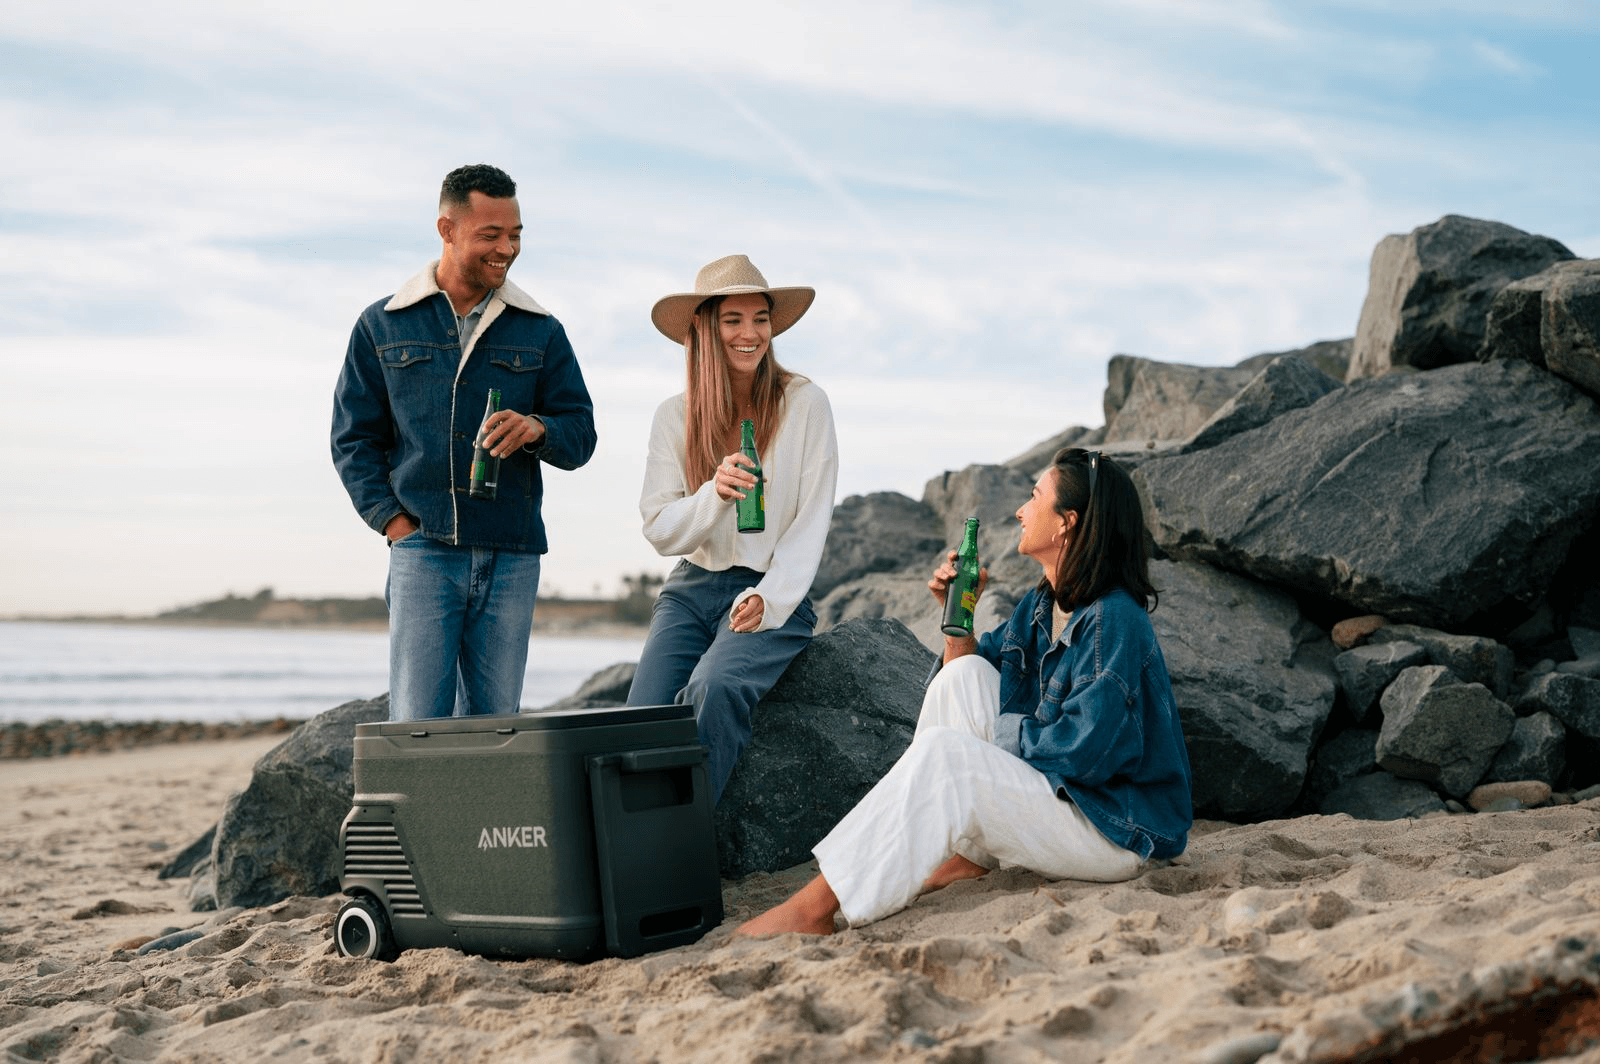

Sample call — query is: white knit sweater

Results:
[638,378,839,631]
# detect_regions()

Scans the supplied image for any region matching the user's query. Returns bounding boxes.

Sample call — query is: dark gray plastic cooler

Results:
[332,704,723,962]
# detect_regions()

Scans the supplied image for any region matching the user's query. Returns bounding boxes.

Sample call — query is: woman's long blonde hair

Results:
[682,293,793,487]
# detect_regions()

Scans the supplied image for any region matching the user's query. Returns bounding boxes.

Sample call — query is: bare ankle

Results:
[735,875,841,937]
[922,854,990,893]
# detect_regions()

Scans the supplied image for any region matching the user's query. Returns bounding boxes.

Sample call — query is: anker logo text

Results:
[478,825,548,850]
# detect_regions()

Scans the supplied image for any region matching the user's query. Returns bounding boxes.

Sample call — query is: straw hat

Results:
[650,254,815,343]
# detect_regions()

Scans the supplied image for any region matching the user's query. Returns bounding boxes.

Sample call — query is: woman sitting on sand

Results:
[740,448,1192,934]
[626,255,838,806]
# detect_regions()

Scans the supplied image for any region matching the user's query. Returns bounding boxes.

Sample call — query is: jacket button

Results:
[453,433,465,440]
[448,329,457,337]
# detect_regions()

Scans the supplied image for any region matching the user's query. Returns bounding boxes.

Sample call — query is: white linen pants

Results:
[812,655,1143,926]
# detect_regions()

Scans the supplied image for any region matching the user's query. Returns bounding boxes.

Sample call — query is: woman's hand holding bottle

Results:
[714,452,759,501]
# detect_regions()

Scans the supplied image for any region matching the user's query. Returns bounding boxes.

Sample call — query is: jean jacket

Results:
[983,584,1193,860]
[331,263,596,552]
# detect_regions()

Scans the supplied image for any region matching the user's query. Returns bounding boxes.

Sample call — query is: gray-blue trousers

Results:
[626,561,815,805]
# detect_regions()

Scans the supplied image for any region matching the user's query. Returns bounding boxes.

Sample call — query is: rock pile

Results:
[813,213,1600,825]
[1,718,302,760]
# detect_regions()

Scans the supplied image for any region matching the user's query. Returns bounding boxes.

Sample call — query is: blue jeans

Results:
[385,535,541,721]
[627,561,815,805]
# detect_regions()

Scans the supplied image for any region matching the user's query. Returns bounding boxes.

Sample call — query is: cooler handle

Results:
[587,744,707,774]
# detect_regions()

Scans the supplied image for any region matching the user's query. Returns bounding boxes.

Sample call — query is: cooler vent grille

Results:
[344,822,423,916]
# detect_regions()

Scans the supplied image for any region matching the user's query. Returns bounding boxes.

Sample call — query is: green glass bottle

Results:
[735,418,764,533]
[941,517,981,636]
[468,389,502,500]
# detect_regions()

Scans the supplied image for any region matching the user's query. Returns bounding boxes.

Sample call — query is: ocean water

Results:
[0,621,644,724]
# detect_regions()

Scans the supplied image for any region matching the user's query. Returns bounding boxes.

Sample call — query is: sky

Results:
[1,0,1596,616]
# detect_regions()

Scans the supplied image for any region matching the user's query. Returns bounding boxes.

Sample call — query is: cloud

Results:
[1468,39,1535,76]
[2,0,1596,613]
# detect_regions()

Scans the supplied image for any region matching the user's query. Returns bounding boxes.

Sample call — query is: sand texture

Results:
[5,741,1600,1063]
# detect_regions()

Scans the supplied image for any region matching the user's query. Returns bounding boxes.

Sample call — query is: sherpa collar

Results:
[384,261,549,317]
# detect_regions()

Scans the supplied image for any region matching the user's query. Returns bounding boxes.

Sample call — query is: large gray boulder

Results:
[1238,338,1353,382]
[1004,426,1102,476]
[1135,359,1600,631]
[1484,712,1566,786]
[1368,625,1515,699]
[1183,354,1342,454]
[1147,559,1336,821]
[1376,666,1514,798]
[1480,266,1561,369]
[1333,641,1428,724]
[1349,215,1574,380]
[1544,260,1600,396]
[1481,260,1600,392]
[1103,343,1351,449]
[1304,728,1379,811]
[1514,672,1600,739]
[1480,260,1600,399]
[811,491,944,601]
[211,696,389,909]
[1102,355,1262,445]
[715,618,934,878]
[815,568,951,649]
[1320,771,1447,820]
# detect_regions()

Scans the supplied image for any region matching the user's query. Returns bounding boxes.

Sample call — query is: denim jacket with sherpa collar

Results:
[982,584,1193,861]
[331,262,596,552]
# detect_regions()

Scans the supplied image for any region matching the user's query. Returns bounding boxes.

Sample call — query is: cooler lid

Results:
[357,703,691,738]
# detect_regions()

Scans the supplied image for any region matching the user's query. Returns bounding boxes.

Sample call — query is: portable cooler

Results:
[331,704,723,962]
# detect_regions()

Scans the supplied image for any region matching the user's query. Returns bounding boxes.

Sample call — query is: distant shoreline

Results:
[1,585,657,637]
[0,615,651,640]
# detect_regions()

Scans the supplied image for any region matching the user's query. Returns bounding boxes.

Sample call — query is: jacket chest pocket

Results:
[1038,670,1072,723]
[487,347,545,373]
[378,345,443,373]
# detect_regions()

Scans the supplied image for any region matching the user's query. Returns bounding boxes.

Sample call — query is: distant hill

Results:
[156,588,388,626]
[146,575,665,630]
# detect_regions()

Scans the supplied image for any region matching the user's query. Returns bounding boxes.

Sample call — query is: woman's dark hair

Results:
[1046,448,1157,612]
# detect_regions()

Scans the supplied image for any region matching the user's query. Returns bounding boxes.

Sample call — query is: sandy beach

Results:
[5,740,1600,1063]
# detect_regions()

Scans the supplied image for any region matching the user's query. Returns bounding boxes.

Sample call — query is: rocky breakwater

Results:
[1,718,302,759]
[814,212,1600,825]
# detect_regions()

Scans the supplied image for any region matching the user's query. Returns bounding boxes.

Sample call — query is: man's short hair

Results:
[440,164,517,209]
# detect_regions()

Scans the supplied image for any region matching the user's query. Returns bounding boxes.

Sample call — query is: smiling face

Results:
[438,191,521,302]
[716,293,773,383]
[1016,466,1075,572]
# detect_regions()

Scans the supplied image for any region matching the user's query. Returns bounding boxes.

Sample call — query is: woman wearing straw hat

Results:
[626,254,839,805]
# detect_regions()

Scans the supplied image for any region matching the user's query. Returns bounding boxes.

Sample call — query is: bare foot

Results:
[921,854,989,893]
[735,875,841,937]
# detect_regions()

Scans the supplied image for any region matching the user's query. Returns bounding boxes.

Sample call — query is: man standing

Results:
[332,164,596,721]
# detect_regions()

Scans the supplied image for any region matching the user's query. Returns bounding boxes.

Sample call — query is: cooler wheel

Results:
[334,896,397,961]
